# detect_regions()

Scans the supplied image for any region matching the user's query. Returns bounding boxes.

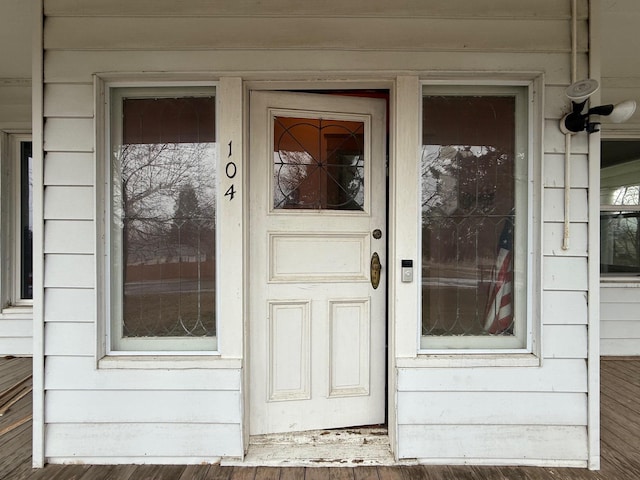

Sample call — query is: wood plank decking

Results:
[0,357,638,480]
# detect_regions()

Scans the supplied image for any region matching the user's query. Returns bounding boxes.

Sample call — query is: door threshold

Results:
[222,427,403,467]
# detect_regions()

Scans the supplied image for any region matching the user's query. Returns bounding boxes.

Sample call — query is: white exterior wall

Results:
[40,0,596,467]
[0,86,32,358]
[600,284,640,355]
[599,0,640,356]
[0,0,33,356]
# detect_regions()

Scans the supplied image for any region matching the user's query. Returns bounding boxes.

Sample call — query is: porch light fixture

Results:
[560,79,637,134]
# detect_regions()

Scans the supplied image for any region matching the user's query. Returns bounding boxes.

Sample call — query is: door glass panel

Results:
[273,116,365,210]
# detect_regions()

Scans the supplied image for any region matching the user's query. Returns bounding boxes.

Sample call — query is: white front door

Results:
[249,91,387,435]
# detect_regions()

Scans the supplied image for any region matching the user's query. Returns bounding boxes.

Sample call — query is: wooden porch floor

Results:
[1,357,638,480]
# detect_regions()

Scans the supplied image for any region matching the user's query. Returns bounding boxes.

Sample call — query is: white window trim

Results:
[0,132,33,313]
[417,78,542,355]
[98,79,221,356]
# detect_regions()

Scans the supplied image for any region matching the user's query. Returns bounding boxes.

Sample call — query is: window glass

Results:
[20,141,33,300]
[110,88,217,351]
[273,116,365,210]
[421,86,528,350]
[601,140,640,275]
[2,136,33,308]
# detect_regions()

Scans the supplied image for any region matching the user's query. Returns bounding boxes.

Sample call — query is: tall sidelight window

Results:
[19,141,33,300]
[420,85,529,350]
[601,140,640,276]
[1,135,33,308]
[109,87,217,352]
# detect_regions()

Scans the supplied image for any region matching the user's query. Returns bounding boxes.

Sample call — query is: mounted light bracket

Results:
[560,79,637,134]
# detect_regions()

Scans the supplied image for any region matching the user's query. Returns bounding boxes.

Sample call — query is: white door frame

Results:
[242,79,398,454]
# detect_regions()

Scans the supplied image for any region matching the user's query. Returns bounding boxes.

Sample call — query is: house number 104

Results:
[225,140,237,200]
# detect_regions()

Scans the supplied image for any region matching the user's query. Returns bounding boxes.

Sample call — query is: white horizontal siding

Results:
[398,392,586,426]
[0,317,33,337]
[44,323,94,357]
[45,390,242,423]
[544,153,589,188]
[543,223,588,257]
[601,301,640,320]
[44,153,94,186]
[543,257,589,291]
[600,284,640,303]
[44,83,94,117]
[602,321,640,338]
[397,358,587,393]
[600,284,640,355]
[601,339,640,356]
[0,337,32,356]
[44,288,95,322]
[44,118,94,152]
[44,51,584,84]
[45,221,94,254]
[544,119,589,154]
[45,423,243,459]
[44,0,586,18]
[0,318,33,356]
[543,291,588,325]
[543,189,589,223]
[44,17,585,53]
[538,68,591,468]
[45,356,241,391]
[398,425,588,463]
[543,325,588,359]
[44,254,94,288]
[44,186,94,220]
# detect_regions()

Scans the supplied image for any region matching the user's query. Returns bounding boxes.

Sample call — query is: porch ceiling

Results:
[0,0,32,80]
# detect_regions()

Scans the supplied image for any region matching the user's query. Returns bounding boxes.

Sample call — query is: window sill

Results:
[98,355,242,370]
[600,277,640,287]
[0,305,33,320]
[397,353,541,368]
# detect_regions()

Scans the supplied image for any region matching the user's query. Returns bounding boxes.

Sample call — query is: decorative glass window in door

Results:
[110,87,217,352]
[421,85,529,350]
[273,116,365,210]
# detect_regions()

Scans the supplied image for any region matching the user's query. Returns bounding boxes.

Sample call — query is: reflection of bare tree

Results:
[602,187,640,271]
[113,142,217,338]
[274,150,313,207]
[614,216,640,265]
[421,144,515,337]
[421,144,513,263]
[604,212,640,269]
[274,150,364,210]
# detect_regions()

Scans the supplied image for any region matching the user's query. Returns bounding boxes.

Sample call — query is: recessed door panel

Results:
[268,301,310,401]
[269,233,368,282]
[329,299,370,398]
